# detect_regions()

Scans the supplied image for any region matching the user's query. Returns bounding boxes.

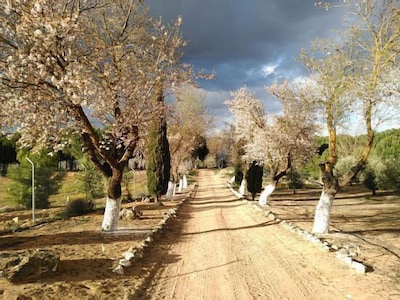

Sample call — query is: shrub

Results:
[334,156,358,182]
[287,170,304,193]
[360,165,377,195]
[361,157,400,194]
[374,158,400,192]
[64,199,94,217]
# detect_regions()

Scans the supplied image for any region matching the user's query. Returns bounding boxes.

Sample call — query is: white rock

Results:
[331,244,339,250]
[335,251,348,260]
[311,237,321,245]
[344,256,353,266]
[349,251,358,257]
[122,251,135,261]
[351,261,366,274]
[322,245,331,252]
[119,259,131,267]
[112,265,124,275]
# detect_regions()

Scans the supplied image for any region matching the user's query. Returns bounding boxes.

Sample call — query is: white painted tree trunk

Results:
[312,190,335,234]
[166,181,175,200]
[239,179,246,196]
[229,176,235,184]
[101,197,121,231]
[258,183,276,206]
[178,178,183,192]
[183,174,188,188]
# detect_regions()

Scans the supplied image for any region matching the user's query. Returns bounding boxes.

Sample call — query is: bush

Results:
[334,156,358,182]
[360,165,378,195]
[374,158,400,192]
[64,199,94,217]
[361,157,400,194]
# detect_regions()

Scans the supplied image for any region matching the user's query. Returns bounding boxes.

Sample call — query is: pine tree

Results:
[8,148,62,209]
[287,170,304,194]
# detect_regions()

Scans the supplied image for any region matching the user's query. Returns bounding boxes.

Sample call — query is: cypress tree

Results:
[192,135,209,167]
[245,161,263,201]
[146,84,171,201]
[234,161,243,186]
[0,134,18,176]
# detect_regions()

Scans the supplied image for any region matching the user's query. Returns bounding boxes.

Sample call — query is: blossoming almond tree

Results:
[225,86,317,205]
[0,0,193,231]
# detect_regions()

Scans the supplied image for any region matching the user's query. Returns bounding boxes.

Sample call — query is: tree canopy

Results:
[301,0,400,233]
[225,85,317,182]
[0,0,195,231]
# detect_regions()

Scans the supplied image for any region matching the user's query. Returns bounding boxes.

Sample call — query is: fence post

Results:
[26,157,35,224]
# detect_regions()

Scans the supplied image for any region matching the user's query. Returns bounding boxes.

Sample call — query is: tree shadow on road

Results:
[126,200,192,300]
[182,220,276,236]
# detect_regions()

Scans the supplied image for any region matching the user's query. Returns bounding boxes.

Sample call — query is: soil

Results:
[0,168,399,299]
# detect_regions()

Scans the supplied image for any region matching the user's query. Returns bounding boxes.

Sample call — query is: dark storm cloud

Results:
[146,0,346,126]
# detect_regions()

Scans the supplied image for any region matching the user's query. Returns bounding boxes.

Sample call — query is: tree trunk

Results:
[258,183,276,206]
[178,178,183,193]
[239,179,246,196]
[166,181,175,200]
[312,190,335,234]
[258,153,291,205]
[183,174,188,188]
[101,197,121,231]
[101,169,123,231]
[251,192,256,201]
[312,164,339,234]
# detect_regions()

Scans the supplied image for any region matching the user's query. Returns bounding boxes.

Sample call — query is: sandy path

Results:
[136,169,386,300]
[1,169,398,299]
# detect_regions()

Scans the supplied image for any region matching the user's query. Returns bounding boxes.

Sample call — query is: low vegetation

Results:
[0,170,149,219]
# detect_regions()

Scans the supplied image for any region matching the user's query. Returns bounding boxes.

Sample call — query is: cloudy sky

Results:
[146,0,347,129]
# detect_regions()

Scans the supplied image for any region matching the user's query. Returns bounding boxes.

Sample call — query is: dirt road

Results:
[133,169,393,300]
[1,168,397,299]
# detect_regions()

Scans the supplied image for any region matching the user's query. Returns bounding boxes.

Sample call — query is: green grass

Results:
[0,168,191,211]
[49,172,90,207]
[0,176,17,207]
[122,169,149,200]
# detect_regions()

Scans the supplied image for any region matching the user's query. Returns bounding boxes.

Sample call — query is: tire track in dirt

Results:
[135,169,373,300]
[218,198,317,300]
